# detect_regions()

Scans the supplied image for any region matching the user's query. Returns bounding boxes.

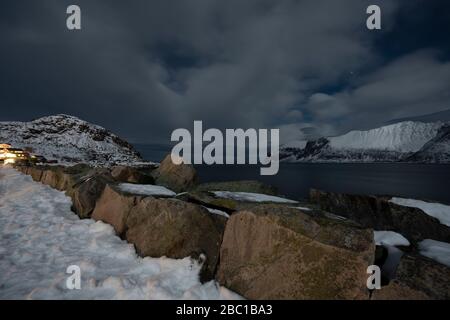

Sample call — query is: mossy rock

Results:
[216,204,375,299]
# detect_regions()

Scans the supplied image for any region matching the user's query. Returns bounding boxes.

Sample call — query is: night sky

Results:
[1,0,450,144]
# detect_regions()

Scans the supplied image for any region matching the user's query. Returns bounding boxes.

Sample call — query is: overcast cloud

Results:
[1,0,449,144]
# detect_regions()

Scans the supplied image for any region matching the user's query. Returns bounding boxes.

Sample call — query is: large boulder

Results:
[153,154,198,193]
[66,169,114,219]
[40,167,63,189]
[216,205,375,299]
[111,165,154,184]
[92,184,143,236]
[372,254,450,300]
[28,166,45,182]
[125,197,226,281]
[310,189,450,244]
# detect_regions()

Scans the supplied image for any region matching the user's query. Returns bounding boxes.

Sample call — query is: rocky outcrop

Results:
[91,184,143,236]
[0,114,144,165]
[310,189,450,244]
[216,205,375,299]
[407,124,450,163]
[152,154,198,193]
[372,254,450,300]
[125,197,226,281]
[111,165,154,184]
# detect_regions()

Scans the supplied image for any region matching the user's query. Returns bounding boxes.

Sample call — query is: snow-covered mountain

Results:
[406,125,450,163]
[0,114,144,165]
[281,121,450,163]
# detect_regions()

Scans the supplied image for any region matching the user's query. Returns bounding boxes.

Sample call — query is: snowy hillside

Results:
[0,114,144,166]
[329,122,442,153]
[281,121,450,163]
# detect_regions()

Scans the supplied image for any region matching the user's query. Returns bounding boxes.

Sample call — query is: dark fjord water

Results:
[134,144,450,204]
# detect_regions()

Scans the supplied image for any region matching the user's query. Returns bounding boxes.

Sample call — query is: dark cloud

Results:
[0,0,449,144]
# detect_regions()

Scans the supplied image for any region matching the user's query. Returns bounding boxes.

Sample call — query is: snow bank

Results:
[374,231,410,247]
[212,191,298,204]
[390,197,450,227]
[118,183,176,197]
[419,239,450,267]
[0,168,240,300]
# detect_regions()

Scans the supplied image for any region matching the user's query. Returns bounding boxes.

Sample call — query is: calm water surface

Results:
[134,144,450,203]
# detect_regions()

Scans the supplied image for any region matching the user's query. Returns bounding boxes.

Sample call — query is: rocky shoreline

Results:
[13,154,450,299]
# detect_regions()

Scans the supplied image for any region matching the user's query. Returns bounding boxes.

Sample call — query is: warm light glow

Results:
[5,153,17,158]
[4,158,15,165]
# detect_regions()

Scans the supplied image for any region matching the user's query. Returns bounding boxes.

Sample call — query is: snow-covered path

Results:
[0,168,240,300]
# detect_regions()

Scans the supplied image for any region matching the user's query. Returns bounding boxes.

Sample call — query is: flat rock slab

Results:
[179,190,300,213]
[194,180,278,195]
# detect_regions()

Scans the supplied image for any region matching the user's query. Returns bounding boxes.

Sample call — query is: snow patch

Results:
[291,206,312,211]
[0,168,240,300]
[212,191,298,204]
[390,197,450,227]
[202,206,230,219]
[118,183,176,197]
[418,239,450,267]
[374,231,410,247]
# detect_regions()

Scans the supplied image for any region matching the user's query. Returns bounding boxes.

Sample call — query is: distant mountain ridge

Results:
[0,114,145,166]
[386,108,450,125]
[281,121,450,163]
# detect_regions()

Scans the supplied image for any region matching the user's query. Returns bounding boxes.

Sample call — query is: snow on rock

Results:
[212,191,298,204]
[0,114,147,166]
[118,183,176,197]
[390,197,450,227]
[291,206,312,211]
[373,231,410,280]
[374,231,410,247]
[419,239,450,267]
[0,168,240,300]
[202,206,230,219]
